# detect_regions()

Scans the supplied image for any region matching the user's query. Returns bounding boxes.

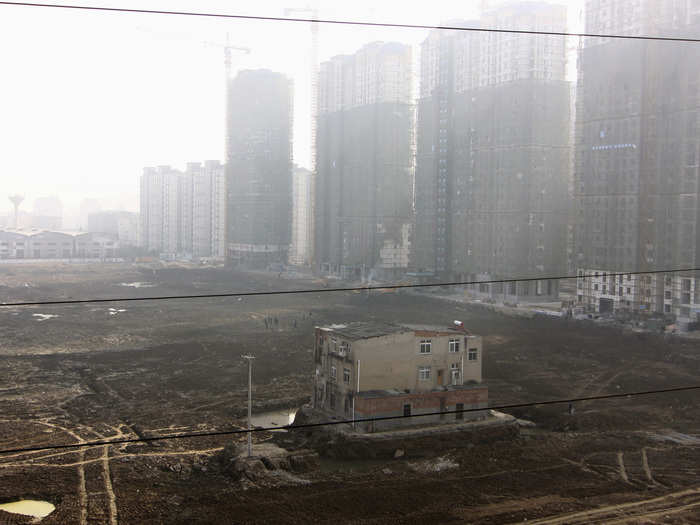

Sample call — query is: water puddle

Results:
[250,408,297,431]
[119,282,156,288]
[0,500,55,519]
[32,314,58,322]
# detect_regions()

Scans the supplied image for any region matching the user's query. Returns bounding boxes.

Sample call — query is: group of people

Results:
[262,311,313,331]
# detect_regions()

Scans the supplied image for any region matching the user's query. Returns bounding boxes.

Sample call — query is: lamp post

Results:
[242,354,255,457]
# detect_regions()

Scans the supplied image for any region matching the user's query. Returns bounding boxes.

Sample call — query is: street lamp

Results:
[242,354,255,457]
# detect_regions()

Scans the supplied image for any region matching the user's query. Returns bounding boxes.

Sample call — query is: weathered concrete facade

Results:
[312,322,487,432]
[574,1,700,323]
[354,386,488,432]
[412,4,570,302]
[314,42,414,281]
[226,69,293,267]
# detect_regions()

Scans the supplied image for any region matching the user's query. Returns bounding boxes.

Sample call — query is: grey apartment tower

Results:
[314,42,414,281]
[574,0,700,320]
[226,69,293,267]
[412,3,570,301]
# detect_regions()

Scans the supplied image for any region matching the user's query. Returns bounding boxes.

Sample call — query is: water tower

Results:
[8,195,24,229]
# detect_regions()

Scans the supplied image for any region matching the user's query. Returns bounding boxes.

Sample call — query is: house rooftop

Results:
[318,321,472,340]
[402,324,473,335]
[318,322,408,340]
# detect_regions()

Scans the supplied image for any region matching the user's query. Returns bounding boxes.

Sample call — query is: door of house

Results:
[437,369,444,385]
[599,297,614,313]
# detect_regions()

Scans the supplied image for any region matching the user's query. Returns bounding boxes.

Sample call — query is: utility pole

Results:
[242,354,255,457]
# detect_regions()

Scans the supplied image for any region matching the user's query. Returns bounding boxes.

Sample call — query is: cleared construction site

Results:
[0,263,700,523]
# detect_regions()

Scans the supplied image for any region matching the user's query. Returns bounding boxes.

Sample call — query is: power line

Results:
[1,2,700,43]
[1,267,698,308]
[1,384,698,456]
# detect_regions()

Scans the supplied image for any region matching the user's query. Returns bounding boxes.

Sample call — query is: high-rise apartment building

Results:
[140,166,184,256]
[314,42,414,281]
[187,161,226,258]
[289,166,313,266]
[139,162,225,258]
[574,0,700,322]
[226,69,293,267]
[413,3,570,301]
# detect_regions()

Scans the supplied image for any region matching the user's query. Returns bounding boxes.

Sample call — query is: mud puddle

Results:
[0,500,55,519]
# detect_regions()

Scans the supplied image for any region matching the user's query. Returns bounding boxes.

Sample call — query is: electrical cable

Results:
[1,267,698,308]
[1,2,700,43]
[1,384,698,455]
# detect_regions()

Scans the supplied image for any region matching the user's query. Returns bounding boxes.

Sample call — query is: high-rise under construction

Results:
[314,42,414,281]
[574,0,700,322]
[412,3,570,301]
[226,69,293,267]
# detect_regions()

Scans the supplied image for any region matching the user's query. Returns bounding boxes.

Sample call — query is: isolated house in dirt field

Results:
[313,321,487,432]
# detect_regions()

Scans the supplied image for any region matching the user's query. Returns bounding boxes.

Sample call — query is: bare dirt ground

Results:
[1,262,700,524]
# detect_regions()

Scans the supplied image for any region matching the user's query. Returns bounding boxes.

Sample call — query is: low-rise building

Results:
[0,231,29,259]
[74,232,119,259]
[313,321,487,432]
[0,230,119,260]
[26,231,75,259]
[576,269,700,325]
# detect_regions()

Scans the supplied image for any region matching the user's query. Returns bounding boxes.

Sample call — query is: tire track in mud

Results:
[525,486,700,524]
[616,451,629,482]
[0,419,119,524]
[102,446,117,525]
[641,447,656,484]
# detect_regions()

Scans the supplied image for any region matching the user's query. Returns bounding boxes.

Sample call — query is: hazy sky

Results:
[0,0,583,223]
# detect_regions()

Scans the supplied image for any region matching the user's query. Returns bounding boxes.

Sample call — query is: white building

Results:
[188,160,226,259]
[577,269,700,324]
[139,162,226,259]
[289,166,313,266]
[378,223,411,271]
[140,166,183,256]
[0,230,119,260]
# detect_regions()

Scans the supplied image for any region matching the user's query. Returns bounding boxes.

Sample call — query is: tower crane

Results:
[201,34,251,80]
